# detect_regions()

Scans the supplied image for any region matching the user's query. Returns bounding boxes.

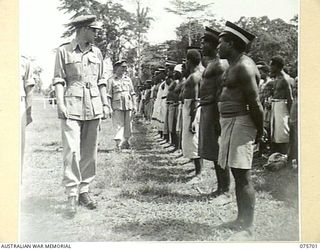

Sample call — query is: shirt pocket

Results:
[112,82,123,93]
[112,92,122,110]
[90,86,103,115]
[87,54,101,76]
[64,86,83,116]
[65,54,82,78]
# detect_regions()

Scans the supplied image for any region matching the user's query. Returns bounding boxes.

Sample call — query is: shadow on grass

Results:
[21,195,67,217]
[253,167,299,207]
[134,167,194,184]
[33,148,61,153]
[119,185,211,204]
[112,218,214,241]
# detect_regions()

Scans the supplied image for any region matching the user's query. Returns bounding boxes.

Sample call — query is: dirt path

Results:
[21,100,299,242]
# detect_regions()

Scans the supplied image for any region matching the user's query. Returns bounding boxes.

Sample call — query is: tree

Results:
[58,0,154,81]
[165,0,214,45]
[58,0,135,63]
[235,16,298,77]
[130,0,154,81]
[176,20,205,49]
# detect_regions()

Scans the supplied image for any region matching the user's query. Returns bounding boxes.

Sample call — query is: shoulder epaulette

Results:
[59,42,71,47]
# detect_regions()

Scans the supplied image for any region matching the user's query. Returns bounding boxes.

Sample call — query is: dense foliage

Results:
[57,0,298,83]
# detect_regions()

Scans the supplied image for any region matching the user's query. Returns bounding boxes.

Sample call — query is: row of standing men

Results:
[135,21,298,231]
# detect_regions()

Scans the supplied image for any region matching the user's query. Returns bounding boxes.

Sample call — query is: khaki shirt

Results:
[53,39,107,120]
[107,75,135,111]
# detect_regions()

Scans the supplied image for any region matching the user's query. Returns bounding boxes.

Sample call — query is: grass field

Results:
[20,96,299,242]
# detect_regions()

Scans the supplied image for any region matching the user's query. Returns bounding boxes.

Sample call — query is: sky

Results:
[20,0,299,87]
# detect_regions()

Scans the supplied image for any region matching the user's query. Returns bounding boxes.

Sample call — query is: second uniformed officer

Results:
[106,60,136,150]
[53,15,111,216]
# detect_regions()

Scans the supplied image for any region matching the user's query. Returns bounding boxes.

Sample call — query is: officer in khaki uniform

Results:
[21,55,35,168]
[106,60,136,150]
[53,15,111,216]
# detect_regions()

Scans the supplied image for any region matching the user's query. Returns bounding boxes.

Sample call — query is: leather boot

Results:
[66,196,77,217]
[79,192,97,210]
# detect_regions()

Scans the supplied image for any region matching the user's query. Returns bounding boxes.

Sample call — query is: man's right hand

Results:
[58,104,69,119]
[103,106,113,119]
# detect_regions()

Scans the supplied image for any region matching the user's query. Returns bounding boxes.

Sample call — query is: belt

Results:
[271,99,287,102]
[67,81,96,89]
[85,82,92,88]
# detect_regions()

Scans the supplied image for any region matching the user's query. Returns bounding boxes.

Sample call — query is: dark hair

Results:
[271,56,285,69]
[220,32,247,52]
[187,49,201,66]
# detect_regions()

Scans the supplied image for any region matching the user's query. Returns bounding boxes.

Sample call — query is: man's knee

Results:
[231,168,251,187]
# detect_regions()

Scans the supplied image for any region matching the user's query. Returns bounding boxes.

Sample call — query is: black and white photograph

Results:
[19,0,299,242]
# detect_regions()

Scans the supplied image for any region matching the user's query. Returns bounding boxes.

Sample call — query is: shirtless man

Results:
[217,21,264,230]
[181,49,204,178]
[269,56,293,154]
[199,27,230,197]
[167,64,183,150]
[162,61,176,143]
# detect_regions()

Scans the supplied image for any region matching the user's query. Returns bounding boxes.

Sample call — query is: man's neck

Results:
[115,73,123,79]
[75,35,90,51]
[205,50,218,60]
[274,71,283,79]
[227,51,243,66]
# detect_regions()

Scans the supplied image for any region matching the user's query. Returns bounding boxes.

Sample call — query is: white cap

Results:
[174,64,182,73]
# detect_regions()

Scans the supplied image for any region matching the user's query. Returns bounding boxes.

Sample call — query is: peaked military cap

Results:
[173,64,183,73]
[165,60,177,67]
[158,66,166,72]
[68,15,102,29]
[220,21,256,44]
[202,26,220,41]
[113,60,127,67]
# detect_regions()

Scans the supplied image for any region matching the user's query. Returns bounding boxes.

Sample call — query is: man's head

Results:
[113,60,128,76]
[173,64,183,80]
[270,56,285,77]
[146,80,152,88]
[157,66,166,80]
[165,60,177,78]
[218,21,255,59]
[70,15,101,44]
[186,49,201,70]
[201,27,220,56]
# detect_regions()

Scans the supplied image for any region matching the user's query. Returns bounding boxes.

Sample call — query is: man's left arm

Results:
[283,78,293,112]
[240,64,264,141]
[97,51,112,118]
[128,79,137,113]
[24,61,35,125]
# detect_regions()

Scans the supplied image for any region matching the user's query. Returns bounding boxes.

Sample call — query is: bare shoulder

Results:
[236,55,258,76]
[278,73,291,87]
[190,72,201,83]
